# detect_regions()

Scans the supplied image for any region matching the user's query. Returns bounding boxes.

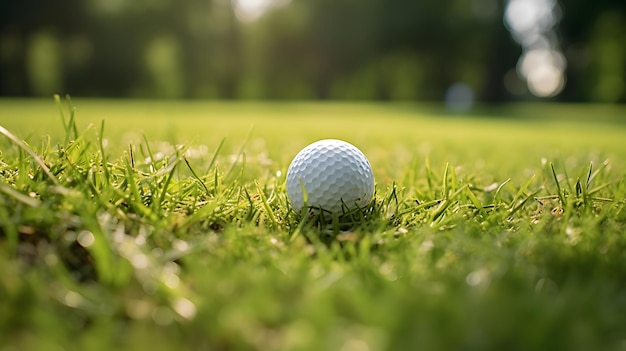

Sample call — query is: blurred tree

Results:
[26,31,62,96]
[550,0,626,101]
[1,1,56,95]
[0,0,624,102]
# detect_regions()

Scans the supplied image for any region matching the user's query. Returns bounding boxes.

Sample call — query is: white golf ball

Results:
[286,139,374,215]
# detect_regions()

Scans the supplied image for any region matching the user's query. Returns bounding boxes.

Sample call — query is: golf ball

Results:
[286,139,374,214]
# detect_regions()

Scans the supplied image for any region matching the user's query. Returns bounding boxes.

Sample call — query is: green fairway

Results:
[2,98,625,179]
[1,98,626,350]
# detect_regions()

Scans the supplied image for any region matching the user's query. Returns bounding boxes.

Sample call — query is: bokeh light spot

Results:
[518,48,566,97]
[172,297,197,320]
[504,0,566,98]
[63,291,84,308]
[153,307,174,326]
[77,230,95,248]
[444,83,475,113]
[526,64,565,97]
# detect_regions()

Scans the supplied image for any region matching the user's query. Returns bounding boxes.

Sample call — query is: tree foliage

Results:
[0,0,624,101]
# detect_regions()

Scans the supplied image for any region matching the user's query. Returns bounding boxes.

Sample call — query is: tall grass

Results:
[0,97,625,350]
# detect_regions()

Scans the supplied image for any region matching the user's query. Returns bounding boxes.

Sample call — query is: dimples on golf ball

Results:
[286,139,374,214]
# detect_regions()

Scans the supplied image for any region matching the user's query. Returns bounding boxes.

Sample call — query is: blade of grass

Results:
[184,157,210,196]
[588,179,621,196]
[243,186,256,221]
[0,183,41,207]
[509,187,543,216]
[442,162,450,199]
[0,125,61,187]
[463,186,486,216]
[449,163,457,194]
[65,95,79,141]
[156,163,177,213]
[587,159,610,188]
[129,141,136,170]
[224,128,253,182]
[494,178,511,204]
[142,134,158,173]
[123,154,155,220]
[40,134,51,161]
[213,167,220,195]
[205,138,225,175]
[431,183,468,223]
[509,174,536,209]
[54,94,70,142]
[255,181,278,229]
[550,162,567,206]
[98,120,111,182]
[561,161,574,194]
[585,162,593,190]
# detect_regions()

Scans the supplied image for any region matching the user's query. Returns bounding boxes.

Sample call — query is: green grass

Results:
[1,97,626,351]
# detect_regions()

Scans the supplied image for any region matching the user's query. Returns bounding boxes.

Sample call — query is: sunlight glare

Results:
[233,0,291,23]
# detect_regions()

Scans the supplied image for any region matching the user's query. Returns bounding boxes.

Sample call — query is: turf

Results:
[1,97,625,350]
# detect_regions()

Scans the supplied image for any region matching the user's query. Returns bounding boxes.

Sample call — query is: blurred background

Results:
[0,0,624,103]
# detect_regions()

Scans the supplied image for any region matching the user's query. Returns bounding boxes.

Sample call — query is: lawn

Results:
[1,97,625,350]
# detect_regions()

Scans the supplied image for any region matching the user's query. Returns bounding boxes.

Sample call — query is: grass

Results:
[1,96,625,350]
